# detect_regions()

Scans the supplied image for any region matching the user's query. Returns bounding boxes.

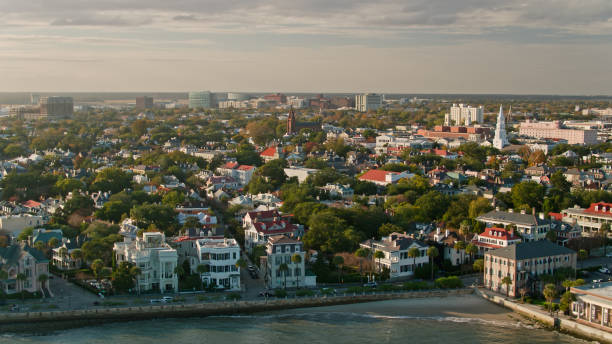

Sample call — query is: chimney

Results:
[509,227,514,236]
[532,208,536,216]
[509,209,514,213]
[520,209,526,214]
[539,213,545,220]
[445,229,449,237]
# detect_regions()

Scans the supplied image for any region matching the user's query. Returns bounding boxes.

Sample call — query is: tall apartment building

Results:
[519,120,598,145]
[449,104,484,125]
[136,96,154,109]
[39,96,73,119]
[477,209,550,242]
[113,231,179,293]
[355,93,382,112]
[189,91,214,109]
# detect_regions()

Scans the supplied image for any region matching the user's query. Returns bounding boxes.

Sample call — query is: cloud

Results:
[0,0,611,36]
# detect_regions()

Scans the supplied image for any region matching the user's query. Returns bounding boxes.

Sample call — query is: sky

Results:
[1,0,611,94]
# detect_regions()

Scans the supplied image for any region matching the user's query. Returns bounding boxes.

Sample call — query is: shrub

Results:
[225,292,241,300]
[434,276,463,289]
[402,281,432,291]
[274,289,287,298]
[295,289,315,297]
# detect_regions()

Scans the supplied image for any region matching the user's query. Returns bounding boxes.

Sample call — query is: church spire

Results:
[493,105,509,150]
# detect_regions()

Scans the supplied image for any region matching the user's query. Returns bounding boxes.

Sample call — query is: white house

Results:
[261,235,315,289]
[114,231,179,293]
[360,232,429,279]
[194,238,241,290]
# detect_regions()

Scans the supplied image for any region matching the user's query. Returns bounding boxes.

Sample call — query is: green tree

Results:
[454,241,466,264]
[578,249,588,269]
[465,243,478,263]
[333,255,344,284]
[378,223,403,237]
[550,171,571,193]
[546,230,558,243]
[473,259,484,279]
[196,264,208,290]
[48,237,59,249]
[600,222,610,257]
[16,273,26,301]
[55,178,84,196]
[161,190,185,207]
[291,254,302,289]
[427,246,439,280]
[374,250,385,273]
[355,247,370,279]
[91,259,104,282]
[510,181,545,211]
[543,283,558,315]
[279,263,289,290]
[91,167,132,194]
[95,201,131,223]
[408,247,420,277]
[468,198,493,219]
[501,275,512,297]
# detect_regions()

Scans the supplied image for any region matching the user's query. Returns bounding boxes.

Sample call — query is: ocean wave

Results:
[209,312,530,329]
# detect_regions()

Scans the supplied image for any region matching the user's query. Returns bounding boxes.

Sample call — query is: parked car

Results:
[607,252,612,258]
[598,267,610,274]
[259,290,272,297]
[593,279,603,283]
[363,282,378,288]
[161,296,173,302]
[150,299,162,304]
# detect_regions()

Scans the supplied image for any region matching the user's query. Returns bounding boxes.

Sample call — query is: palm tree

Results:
[374,250,385,274]
[91,259,104,283]
[48,237,59,249]
[278,263,289,290]
[196,264,208,290]
[291,254,302,289]
[543,283,557,315]
[578,249,588,270]
[34,241,45,252]
[562,279,573,293]
[235,258,247,271]
[355,248,370,283]
[454,241,466,264]
[465,243,478,263]
[70,249,83,269]
[174,266,185,279]
[38,274,48,292]
[408,247,420,277]
[426,246,439,281]
[501,276,512,297]
[16,273,26,301]
[129,266,141,294]
[332,256,344,283]
[600,223,610,257]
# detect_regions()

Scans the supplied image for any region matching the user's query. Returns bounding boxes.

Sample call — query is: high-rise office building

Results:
[355,93,382,112]
[39,96,73,119]
[136,96,154,109]
[189,91,214,109]
[449,104,484,125]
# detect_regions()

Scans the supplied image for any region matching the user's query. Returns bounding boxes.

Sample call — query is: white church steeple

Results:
[493,105,509,150]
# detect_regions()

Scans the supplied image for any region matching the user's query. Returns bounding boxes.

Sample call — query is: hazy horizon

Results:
[1,0,611,94]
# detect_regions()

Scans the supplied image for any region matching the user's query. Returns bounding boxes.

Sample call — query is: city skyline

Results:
[1,0,611,94]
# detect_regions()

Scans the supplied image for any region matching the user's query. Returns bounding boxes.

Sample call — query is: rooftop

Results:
[486,240,575,260]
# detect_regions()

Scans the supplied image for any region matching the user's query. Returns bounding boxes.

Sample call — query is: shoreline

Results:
[476,287,612,344]
[0,288,474,333]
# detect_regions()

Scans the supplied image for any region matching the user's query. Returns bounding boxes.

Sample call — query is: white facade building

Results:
[360,232,429,280]
[193,238,241,290]
[262,235,315,289]
[450,104,484,125]
[114,231,179,293]
[355,93,382,112]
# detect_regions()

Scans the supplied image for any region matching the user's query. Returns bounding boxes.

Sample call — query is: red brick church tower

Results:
[286,107,296,135]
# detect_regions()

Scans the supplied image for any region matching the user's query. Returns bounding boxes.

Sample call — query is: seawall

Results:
[0,288,473,332]
[476,288,612,344]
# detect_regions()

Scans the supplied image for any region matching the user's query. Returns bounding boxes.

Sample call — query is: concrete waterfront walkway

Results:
[476,287,612,343]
